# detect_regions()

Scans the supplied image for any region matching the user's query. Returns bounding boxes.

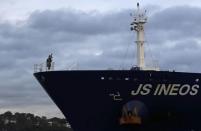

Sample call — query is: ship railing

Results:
[34,62,55,73]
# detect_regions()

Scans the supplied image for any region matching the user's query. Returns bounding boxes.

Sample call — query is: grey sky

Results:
[1,1,201,118]
[1,0,201,21]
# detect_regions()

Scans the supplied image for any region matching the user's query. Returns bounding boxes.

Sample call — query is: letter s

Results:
[141,84,152,95]
[190,84,199,96]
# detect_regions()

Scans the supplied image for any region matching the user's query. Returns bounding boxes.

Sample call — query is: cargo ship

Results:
[34,3,201,131]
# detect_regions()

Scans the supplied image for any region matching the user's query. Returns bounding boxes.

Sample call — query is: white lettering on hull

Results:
[131,84,199,96]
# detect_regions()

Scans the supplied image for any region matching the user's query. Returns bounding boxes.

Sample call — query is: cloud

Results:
[148,6,201,39]
[144,6,201,72]
[27,9,131,35]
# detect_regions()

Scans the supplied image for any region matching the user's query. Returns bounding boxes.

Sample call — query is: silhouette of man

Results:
[46,54,53,70]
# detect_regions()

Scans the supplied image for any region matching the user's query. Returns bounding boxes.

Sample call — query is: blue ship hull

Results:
[34,70,201,131]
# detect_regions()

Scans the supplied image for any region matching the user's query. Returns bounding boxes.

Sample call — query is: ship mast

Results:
[131,3,147,70]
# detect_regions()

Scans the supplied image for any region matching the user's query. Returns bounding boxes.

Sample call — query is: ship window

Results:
[101,77,104,80]
[195,78,199,82]
[125,77,129,81]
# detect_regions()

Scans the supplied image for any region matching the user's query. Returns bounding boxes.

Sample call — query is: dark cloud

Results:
[148,6,201,42]
[144,6,201,72]
[27,9,130,35]
[1,5,201,117]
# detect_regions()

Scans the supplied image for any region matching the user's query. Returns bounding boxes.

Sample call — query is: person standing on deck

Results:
[46,54,53,70]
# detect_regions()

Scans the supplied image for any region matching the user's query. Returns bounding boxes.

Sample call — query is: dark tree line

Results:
[0,111,73,131]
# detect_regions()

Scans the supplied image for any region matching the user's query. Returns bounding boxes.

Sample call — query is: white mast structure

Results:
[131,3,146,70]
[131,3,159,71]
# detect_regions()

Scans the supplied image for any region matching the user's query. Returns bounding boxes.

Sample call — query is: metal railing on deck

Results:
[34,62,54,73]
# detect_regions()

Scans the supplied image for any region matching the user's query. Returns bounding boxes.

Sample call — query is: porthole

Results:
[125,77,129,81]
